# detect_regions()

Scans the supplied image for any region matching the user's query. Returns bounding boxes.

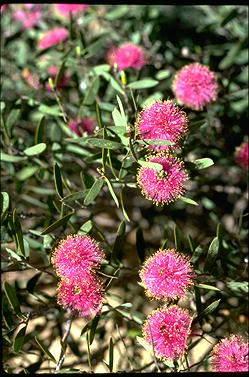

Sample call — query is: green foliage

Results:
[1,4,248,374]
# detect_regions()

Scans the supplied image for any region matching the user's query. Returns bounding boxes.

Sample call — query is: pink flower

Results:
[54,4,89,17]
[69,117,95,136]
[135,100,188,151]
[142,305,192,361]
[107,42,146,71]
[139,249,194,301]
[137,153,188,205]
[51,235,104,279]
[38,27,68,50]
[45,66,70,91]
[12,5,41,29]
[234,141,248,169]
[211,335,248,372]
[57,274,104,318]
[172,63,218,111]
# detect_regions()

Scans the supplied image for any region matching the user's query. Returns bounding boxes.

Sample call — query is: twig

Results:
[55,316,73,372]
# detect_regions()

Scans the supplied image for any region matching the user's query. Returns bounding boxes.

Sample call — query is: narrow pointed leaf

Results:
[23,143,46,156]
[193,158,214,170]
[84,179,104,206]
[35,116,46,144]
[128,79,158,90]
[13,325,27,353]
[41,212,74,235]
[108,337,114,372]
[35,337,56,363]
[204,237,219,272]
[1,191,9,222]
[105,177,119,208]
[54,163,63,198]
[4,281,21,315]
[138,160,163,171]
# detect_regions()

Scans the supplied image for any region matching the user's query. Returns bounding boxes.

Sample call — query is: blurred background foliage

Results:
[1,4,248,373]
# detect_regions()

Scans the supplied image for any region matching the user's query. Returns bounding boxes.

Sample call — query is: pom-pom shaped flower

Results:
[210,334,249,372]
[172,63,218,110]
[234,141,248,169]
[45,66,70,91]
[135,100,188,151]
[51,235,104,279]
[139,249,194,300]
[57,275,104,318]
[69,117,95,136]
[53,4,89,17]
[38,27,68,50]
[142,305,192,361]
[13,5,41,29]
[107,42,146,71]
[137,153,188,205]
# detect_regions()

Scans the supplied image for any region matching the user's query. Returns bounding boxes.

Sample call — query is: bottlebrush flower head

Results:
[57,274,104,318]
[210,334,249,372]
[137,153,188,205]
[142,305,192,361]
[139,248,194,301]
[107,42,146,71]
[51,234,104,279]
[69,117,95,136]
[12,4,41,29]
[135,100,188,151]
[234,141,248,169]
[45,66,70,91]
[38,27,68,50]
[172,63,218,111]
[53,4,89,17]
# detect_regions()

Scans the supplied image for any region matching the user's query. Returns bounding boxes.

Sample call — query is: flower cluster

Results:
[135,100,188,151]
[69,117,95,136]
[210,335,248,372]
[12,4,42,29]
[142,305,192,361]
[139,248,194,361]
[51,235,105,318]
[139,248,195,300]
[107,42,146,71]
[172,63,218,111]
[53,4,89,17]
[38,27,69,50]
[234,141,248,169]
[135,99,189,206]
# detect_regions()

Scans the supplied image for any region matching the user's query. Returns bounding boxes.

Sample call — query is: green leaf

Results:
[220,8,239,27]
[190,245,204,264]
[180,196,199,206]
[111,221,126,264]
[137,139,174,146]
[92,64,110,75]
[195,284,220,292]
[138,160,163,171]
[89,315,100,345]
[38,104,62,117]
[13,325,27,353]
[219,42,241,70]
[79,220,93,234]
[108,337,114,372]
[192,299,221,325]
[116,95,127,127]
[112,107,127,128]
[85,138,124,150]
[35,337,56,363]
[136,336,152,353]
[55,60,67,88]
[1,152,27,163]
[12,209,25,257]
[4,281,21,315]
[155,69,171,80]
[128,79,158,90]
[84,179,104,206]
[1,191,9,222]
[35,116,46,144]
[136,227,146,263]
[141,92,163,107]
[54,163,63,198]
[204,237,219,272]
[83,77,100,106]
[23,143,46,157]
[6,108,20,131]
[41,212,74,235]
[105,177,119,208]
[109,76,124,94]
[105,5,129,20]
[16,166,39,181]
[62,191,86,204]
[193,158,214,170]
[27,273,42,294]
[227,281,249,295]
